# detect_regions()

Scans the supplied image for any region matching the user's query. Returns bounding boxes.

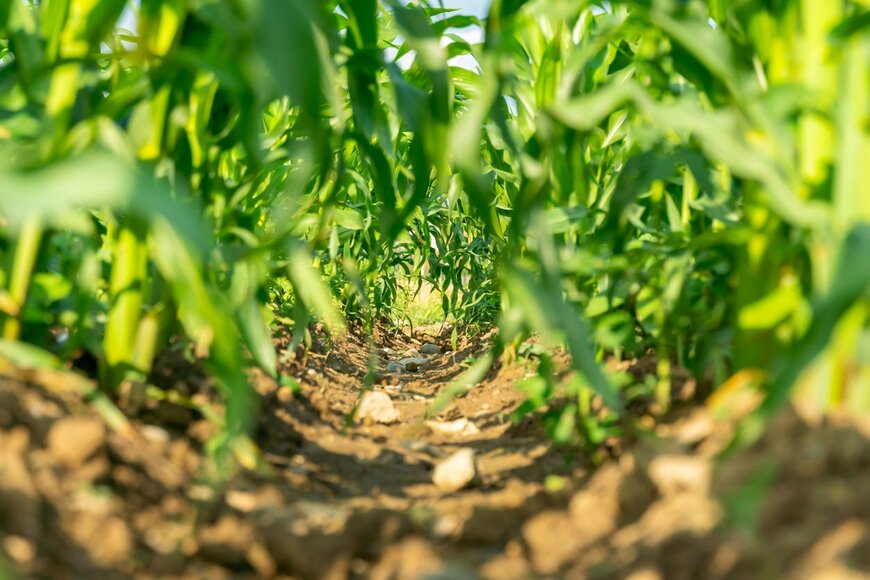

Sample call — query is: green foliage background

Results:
[0,0,867,453]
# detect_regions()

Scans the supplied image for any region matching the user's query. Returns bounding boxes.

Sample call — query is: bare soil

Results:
[1,326,868,579]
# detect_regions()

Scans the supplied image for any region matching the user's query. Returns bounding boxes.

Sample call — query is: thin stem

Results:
[2,219,43,341]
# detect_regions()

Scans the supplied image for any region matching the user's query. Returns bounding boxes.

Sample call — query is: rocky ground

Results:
[1,325,868,579]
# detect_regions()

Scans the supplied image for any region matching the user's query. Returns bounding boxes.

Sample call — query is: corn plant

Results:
[0,0,867,456]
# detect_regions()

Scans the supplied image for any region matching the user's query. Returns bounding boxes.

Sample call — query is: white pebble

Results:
[433,448,477,492]
[425,418,480,438]
[357,391,400,424]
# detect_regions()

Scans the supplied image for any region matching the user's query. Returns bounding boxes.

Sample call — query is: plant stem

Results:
[103,220,149,389]
[2,219,43,341]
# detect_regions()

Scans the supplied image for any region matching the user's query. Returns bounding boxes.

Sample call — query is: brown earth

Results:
[1,325,868,579]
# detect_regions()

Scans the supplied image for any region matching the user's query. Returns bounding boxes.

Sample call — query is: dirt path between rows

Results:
[1,325,869,579]
[255,326,586,578]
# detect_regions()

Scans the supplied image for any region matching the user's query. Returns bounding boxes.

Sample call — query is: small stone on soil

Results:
[433,448,477,492]
[420,343,441,355]
[425,418,480,438]
[398,357,429,372]
[140,425,171,445]
[357,391,400,424]
[432,514,463,538]
[386,362,405,373]
[402,347,422,358]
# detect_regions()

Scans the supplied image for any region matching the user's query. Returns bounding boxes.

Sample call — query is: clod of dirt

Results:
[46,416,106,467]
[197,514,258,569]
[656,408,714,445]
[369,537,445,580]
[568,464,621,546]
[0,428,40,537]
[386,362,405,373]
[647,454,711,496]
[2,535,36,566]
[149,401,195,428]
[433,448,477,493]
[357,391,400,424]
[420,343,441,355]
[398,357,429,372]
[522,510,580,574]
[425,418,480,438]
[224,486,284,513]
[65,513,134,568]
[259,504,352,578]
[615,455,660,523]
[480,543,532,580]
[627,491,721,544]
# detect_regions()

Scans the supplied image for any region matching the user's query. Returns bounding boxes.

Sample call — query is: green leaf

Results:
[237,297,277,377]
[286,241,346,333]
[738,285,805,331]
[736,224,870,447]
[0,151,209,250]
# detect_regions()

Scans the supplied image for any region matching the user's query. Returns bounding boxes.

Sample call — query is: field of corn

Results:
[0,0,868,577]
